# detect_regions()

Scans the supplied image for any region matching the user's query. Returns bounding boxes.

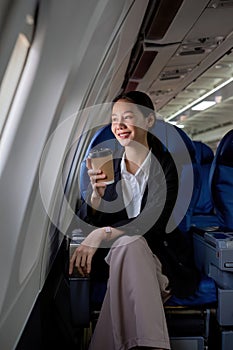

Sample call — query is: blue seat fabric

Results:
[191,141,220,228]
[209,129,233,231]
[193,141,214,214]
[155,122,201,234]
[166,274,217,306]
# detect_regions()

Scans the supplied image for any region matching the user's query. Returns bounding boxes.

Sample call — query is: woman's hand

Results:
[69,228,106,276]
[86,158,107,208]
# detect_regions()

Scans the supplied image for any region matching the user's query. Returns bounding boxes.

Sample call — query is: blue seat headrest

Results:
[172,125,196,161]
[194,141,214,164]
[210,129,233,230]
[216,129,233,167]
[150,120,197,162]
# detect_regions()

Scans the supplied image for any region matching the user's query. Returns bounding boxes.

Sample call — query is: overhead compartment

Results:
[123,0,233,117]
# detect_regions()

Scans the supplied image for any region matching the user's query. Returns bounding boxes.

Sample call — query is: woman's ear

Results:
[147,113,155,128]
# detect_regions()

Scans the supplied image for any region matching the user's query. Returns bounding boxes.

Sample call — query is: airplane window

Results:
[0,33,30,139]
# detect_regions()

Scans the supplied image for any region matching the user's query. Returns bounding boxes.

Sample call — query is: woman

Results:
[69,91,199,350]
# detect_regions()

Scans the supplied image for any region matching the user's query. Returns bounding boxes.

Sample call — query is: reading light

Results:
[165,77,233,121]
[168,121,185,128]
[191,100,216,111]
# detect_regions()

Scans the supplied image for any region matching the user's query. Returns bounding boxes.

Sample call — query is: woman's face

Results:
[111,99,154,147]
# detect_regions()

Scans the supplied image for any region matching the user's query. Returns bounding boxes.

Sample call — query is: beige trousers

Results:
[88,235,171,350]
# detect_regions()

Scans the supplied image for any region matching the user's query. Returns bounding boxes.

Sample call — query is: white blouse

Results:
[121,151,151,219]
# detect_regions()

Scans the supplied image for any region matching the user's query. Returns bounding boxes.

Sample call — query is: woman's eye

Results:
[123,114,133,120]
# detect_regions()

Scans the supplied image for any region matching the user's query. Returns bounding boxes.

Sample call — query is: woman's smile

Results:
[117,131,131,139]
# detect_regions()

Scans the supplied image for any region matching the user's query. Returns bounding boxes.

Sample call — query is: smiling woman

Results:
[2,0,233,349]
[69,91,200,350]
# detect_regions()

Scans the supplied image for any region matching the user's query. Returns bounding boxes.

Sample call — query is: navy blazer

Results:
[79,137,178,243]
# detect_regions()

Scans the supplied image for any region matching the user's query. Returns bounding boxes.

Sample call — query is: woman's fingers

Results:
[88,169,106,183]
[69,245,95,276]
[86,157,92,170]
[86,250,95,274]
[86,159,107,199]
[69,229,103,276]
[79,252,88,275]
[87,169,107,198]
[69,252,77,275]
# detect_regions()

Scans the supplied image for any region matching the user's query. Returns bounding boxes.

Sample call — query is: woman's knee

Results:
[113,234,144,248]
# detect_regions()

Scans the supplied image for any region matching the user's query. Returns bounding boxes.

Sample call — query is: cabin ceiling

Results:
[122,0,233,148]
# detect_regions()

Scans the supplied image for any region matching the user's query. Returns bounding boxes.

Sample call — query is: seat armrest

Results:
[69,229,91,327]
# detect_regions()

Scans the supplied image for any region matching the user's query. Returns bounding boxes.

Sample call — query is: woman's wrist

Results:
[102,226,112,241]
[91,192,101,209]
[102,226,124,241]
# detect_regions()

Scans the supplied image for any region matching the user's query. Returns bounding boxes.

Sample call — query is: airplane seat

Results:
[192,129,233,349]
[209,129,233,231]
[191,141,220,229]
[70,121,217,348]
[160,122,201,235]
[193,141,214,214]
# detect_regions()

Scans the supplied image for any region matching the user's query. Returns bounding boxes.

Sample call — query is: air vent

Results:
[150,89,173,96]
[177,37,224,56]
[160,67,192,81]
[208,0,233,8]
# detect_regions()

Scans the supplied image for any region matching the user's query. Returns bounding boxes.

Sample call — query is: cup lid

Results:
[89,147,112,158]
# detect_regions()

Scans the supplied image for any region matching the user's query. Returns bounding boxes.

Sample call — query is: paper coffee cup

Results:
[89,148,114,185]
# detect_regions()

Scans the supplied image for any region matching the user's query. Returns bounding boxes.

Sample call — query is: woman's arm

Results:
[77,157,108,222]
[69,226,124,276]
[86,157,107,210]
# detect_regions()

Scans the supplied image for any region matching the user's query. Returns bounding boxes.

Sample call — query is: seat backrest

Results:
[210,129,233,231]
[154,121,200,233]
[79,120,200,233]
[193,141,214,214]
